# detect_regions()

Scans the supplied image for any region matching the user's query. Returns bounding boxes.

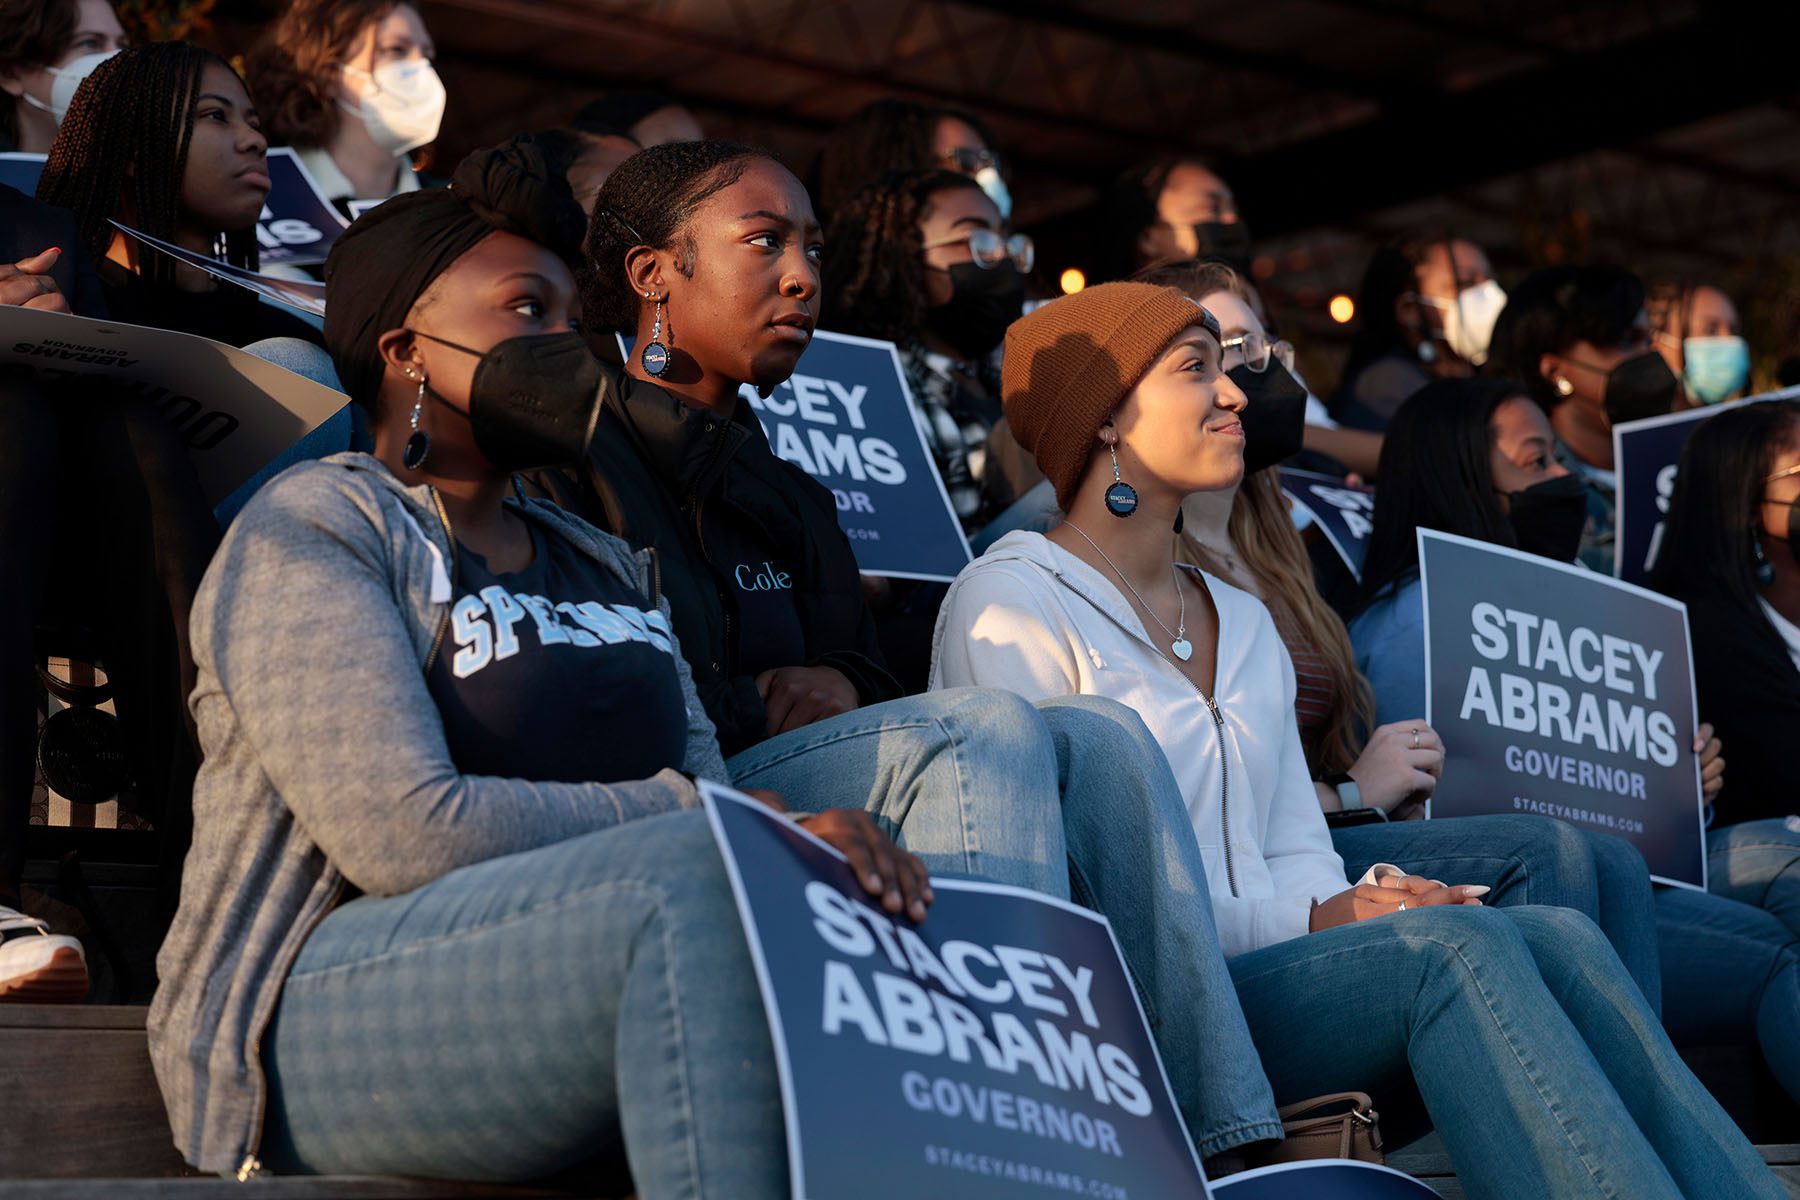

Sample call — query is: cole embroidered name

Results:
[451,586,674,679]
[733,561,793,591]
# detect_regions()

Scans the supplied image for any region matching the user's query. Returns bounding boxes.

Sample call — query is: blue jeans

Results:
[260,810,787,1196]
[1331,815,1663,1015]
[1227,905,1782,1200]
[1658,884,1800,1103]
[727,688,1284,1157]
[1709,817,1800,938]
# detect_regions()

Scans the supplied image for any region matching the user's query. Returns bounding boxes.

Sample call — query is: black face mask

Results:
[413,330,606,472]
[1503,473,1589,563]
[924,263,1025,362]
[1228,361,1307,474]
[1603,351,1681,427]
[1194,220,1253,273]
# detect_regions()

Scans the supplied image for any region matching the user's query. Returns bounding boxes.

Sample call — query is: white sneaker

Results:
[0,906,88,1003]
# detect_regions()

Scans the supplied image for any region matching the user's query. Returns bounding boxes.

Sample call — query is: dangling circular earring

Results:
[403,374,431,470]
[1554,376,1576,398]
[641,294,671,377]
[1102,429,1138,518]
[1754,534,1776,587]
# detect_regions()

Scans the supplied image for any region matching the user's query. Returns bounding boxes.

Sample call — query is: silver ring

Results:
[1411,727,1420,749]
[1396,900,1408,912]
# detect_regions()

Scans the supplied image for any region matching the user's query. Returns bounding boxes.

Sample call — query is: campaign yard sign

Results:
[1612,387,1800,586]
[111,222,327,316]
[1419,530,1706,888]
[1278,468,1373,581]
[701,781,1209,1200]
[0,305,348,505]
[735,331,972,582]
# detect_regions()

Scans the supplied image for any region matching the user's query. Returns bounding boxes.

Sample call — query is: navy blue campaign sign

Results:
[257,148,349,266]
[1612,387,1800,586]
[1212,1161,1439,1199]
[0,151,44,194]
[736,330,973,582]
[700,781,1209,1200]
[1278,468,1373,582]
[1419,530,1706,889]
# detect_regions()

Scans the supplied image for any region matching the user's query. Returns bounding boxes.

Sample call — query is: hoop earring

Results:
[403,376,431,470]
[1103,438,1138,518]
[1754,534,1776,587]
[641,296,671,377]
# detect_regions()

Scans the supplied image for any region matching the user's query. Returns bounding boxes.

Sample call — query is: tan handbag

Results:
[1257,1092,1385,1166]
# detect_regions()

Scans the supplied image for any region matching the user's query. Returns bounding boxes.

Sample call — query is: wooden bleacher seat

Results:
[0,1005,604,1198]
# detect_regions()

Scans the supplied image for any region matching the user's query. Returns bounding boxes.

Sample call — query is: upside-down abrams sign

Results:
[1278,468,1373,581]
[0,305,347,505]
[1419,530,1706,889]
[701,781,1209,1200]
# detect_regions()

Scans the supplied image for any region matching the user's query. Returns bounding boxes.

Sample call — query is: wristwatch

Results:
[1325,772,1364,812]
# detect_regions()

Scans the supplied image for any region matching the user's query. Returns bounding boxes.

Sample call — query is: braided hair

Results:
[583,138,777,333]
[822,168,982,344]
[37,42,260,287]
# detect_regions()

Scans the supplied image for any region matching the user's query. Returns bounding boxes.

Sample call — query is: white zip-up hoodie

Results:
[930,530,1353,958]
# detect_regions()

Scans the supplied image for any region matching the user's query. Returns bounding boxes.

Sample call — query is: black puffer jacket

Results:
[532,372,901,759]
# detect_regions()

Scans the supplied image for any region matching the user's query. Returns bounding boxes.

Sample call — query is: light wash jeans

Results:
[726,688,1285,1158]
[260,810,787,1196]
[1332,816,1664,1015]
[1227,904,1784,1200]
[1709,817,1800,938]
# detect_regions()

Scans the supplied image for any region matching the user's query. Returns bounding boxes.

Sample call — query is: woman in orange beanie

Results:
[929,280,1782,1200]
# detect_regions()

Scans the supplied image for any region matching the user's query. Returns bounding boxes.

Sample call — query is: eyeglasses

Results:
[1219,331,1296,374]
[921,229,1035,274]
[939,147,1000,175]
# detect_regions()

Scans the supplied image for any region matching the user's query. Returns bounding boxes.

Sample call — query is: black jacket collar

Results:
[612,373,765,501]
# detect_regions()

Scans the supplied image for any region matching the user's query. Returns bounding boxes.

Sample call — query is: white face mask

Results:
[1418,278,1507,366]
[338,58,445,158]
[20,50,118,124]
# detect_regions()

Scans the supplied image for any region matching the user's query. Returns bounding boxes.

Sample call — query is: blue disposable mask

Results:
[1683,335,1750,405]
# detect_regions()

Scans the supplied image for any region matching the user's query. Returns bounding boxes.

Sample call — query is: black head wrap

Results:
[324,137,586,409]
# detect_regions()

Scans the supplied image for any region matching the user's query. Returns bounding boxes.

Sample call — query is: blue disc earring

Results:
[1754,534,1776,587]
[641,295,670,377]
[1103,436,1137,518]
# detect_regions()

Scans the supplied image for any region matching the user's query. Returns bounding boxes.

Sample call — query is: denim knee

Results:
[1033,692,1165,768]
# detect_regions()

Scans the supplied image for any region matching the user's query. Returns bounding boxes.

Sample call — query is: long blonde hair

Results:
[1131,256,1377,775]
[1179,472,1375,775]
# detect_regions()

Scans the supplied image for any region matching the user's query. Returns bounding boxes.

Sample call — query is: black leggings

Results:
[0,368,217,912]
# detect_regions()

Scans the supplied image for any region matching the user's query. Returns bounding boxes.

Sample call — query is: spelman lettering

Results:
[451,588,673,679]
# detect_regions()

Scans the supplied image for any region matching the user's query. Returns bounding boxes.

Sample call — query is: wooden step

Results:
[1389,1135,1800,1199]
[0,1005,610,1196]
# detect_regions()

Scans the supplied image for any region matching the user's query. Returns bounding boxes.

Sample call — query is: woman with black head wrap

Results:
[147,138,924,1192]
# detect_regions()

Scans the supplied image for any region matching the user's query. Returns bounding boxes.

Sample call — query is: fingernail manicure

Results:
[1462,885,1491,897]
[866,873,883,890]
